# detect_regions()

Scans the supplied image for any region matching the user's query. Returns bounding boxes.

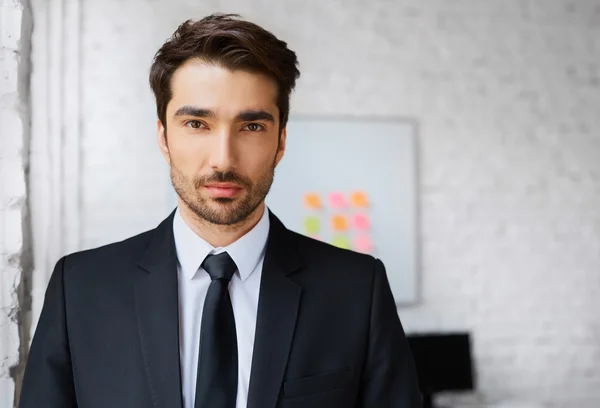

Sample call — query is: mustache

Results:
[195,171,252,189]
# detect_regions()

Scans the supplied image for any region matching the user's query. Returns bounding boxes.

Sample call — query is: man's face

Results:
[158,59,286,226]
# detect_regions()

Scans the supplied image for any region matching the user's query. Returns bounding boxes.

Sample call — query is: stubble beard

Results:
[169,157,276,227]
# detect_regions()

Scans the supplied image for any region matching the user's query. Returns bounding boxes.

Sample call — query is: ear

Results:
[157,119,170,165]
[275,126,287,167]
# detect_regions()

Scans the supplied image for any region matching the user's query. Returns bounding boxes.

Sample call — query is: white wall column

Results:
[1,1,33,406]
[29,0,82,337]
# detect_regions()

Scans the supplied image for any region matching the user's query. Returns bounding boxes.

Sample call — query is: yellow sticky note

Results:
[331,235,351,250]
[304,216,320,235]
[331,214,349,231]
[304,193,322,209]
[350,191,369,208]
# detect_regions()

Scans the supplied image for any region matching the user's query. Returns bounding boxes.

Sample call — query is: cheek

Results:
[241,147,276,176]
[168,136,206,170]
[240,135,278,163]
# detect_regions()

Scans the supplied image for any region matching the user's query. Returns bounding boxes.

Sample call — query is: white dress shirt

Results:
[173,206,269,408]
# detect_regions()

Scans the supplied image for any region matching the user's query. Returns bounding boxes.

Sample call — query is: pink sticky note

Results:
[328,192,347,209]
[353,213,370,230]
[354,235,373,254]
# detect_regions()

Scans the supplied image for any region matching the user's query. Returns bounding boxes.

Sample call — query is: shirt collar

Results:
[172,206,270,281]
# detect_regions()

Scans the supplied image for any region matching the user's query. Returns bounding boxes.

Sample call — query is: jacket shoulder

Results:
[63,228,156,272]
[287,229,377,271]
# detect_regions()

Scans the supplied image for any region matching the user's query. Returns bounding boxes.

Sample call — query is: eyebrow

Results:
[235,110,275,123]
[173,106,215,118]
[173,105,275,123]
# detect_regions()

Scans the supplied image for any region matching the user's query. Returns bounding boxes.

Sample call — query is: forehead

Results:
[168,59,279,117]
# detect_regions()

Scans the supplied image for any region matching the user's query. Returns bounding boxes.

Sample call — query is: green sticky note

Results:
[331,235,351,250]
[304,216,320,235]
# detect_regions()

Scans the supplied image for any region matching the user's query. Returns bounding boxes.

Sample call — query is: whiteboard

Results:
[267,117,419,305]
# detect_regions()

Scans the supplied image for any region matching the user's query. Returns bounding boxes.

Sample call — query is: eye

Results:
[244,123,265,132]
[185,120,205,129]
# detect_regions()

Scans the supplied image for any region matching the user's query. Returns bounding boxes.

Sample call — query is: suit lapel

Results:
[247,211,303,408]
[134,210,183,408]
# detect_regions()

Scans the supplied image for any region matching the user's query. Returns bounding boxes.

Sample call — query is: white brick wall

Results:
[1,0,32,407]
[25,0,600,406]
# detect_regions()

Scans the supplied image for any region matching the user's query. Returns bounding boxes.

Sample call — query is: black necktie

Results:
[195,252,238,408]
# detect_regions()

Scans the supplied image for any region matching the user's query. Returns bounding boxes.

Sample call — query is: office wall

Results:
[32,0,600,406]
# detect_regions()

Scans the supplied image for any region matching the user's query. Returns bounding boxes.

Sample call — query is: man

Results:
[20,13,422,408]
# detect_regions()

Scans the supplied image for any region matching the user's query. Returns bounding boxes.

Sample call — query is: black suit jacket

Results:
[20,210,422,408]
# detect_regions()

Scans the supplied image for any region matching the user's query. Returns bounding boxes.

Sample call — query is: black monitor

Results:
[407,332,475,408]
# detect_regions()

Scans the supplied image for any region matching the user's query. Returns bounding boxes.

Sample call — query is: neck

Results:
[177,200,265,248]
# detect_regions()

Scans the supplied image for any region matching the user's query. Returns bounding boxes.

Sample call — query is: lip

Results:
[204,183,243,199]
[205,183,242,189]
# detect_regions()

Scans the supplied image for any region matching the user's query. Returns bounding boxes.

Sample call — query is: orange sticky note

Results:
[350,191,369,208]
[331,235,351,250]
[331,214,348,231]
[353,213,370,230]
[304,193,321,209]
[354,235,373,254]
[328,192,346,209]
[304,216,320,235]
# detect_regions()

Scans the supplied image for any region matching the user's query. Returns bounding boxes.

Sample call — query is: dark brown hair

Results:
[149,13,300,132]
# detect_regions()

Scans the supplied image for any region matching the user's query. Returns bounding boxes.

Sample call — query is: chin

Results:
[210,197,237,205]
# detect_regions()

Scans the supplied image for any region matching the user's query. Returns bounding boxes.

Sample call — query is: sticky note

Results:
[331,214,349,231]
[304,193,322,209]
[331,235,351,250]
[354,235,373,254]
[304,216,320,235]
[328,192,347,209]
[350,191,369,208]
[353,213,370,230]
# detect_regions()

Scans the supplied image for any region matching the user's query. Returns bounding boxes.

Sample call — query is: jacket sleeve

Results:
[357,258,422,407]
[19,256,77,407]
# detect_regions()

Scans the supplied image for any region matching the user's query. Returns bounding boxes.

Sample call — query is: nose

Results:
[209,128,237,172]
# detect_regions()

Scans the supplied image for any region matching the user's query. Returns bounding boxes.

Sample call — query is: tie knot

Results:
[201,252,237,281]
